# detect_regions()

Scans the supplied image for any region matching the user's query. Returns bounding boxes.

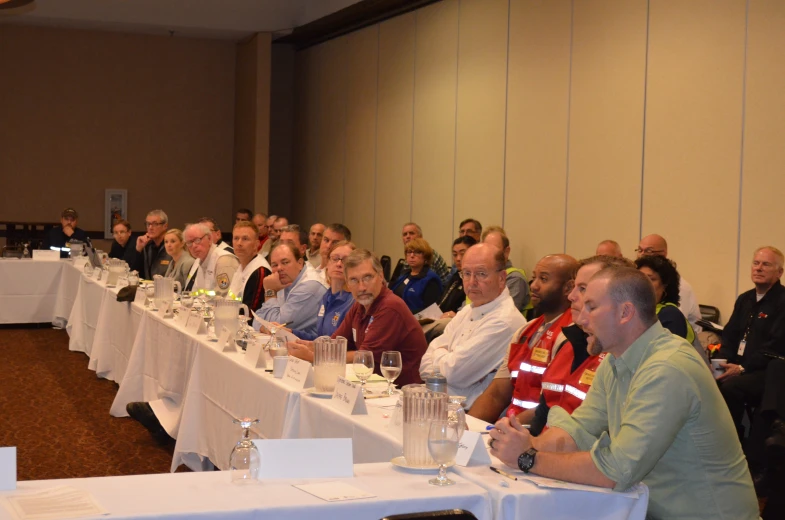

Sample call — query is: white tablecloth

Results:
[0,259,64,324]
[66,273,108,356]
[172,344,302,471]
[87,297,143,383]
[109,311,201,438]
[0,464,492,520]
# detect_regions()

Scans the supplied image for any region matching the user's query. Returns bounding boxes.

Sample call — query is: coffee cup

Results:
[711,358,727,379]
[273,356,288,378]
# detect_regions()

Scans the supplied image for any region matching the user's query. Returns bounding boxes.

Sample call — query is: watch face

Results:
[518,448,537,473]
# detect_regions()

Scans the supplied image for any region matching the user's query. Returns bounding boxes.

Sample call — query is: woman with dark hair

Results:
[390,237,443,314]
[635,255,693,340]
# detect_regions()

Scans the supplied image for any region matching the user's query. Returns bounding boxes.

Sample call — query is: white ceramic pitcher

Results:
[213,298,250,340]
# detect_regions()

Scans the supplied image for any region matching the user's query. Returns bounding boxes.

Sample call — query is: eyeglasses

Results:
[634,248,665,255]
[347,273,377,287]
[459,269,503,281]
[145,221,164,228]
[185,234,209,248]
[329,255,347,264]
[405,250,424,256]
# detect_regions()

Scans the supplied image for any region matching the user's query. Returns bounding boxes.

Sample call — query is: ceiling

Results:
[0,0,365,40]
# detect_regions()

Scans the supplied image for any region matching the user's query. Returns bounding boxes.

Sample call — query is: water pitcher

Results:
[153,276,181,311]
[313,336,347,392]
[402,384,447,466]
[214,298,249,340]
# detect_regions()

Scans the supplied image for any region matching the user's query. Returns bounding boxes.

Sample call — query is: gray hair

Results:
[147,209,168,224]
[184,223,211,237]
[343,248,384,276]
[593,266,658,327]
[402,222,423,236]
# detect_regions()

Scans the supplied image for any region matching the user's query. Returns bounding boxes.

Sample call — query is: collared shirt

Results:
[254,263,327,336]
[419,287,527,408]
[548,322,758,520]
[228,254,271,300]
[186,245,239,296]
[292,288,354,341]
[332,285,427,387]
[306,249,322,269]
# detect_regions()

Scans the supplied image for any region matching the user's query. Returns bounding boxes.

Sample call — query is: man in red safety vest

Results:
[469,254,577,424]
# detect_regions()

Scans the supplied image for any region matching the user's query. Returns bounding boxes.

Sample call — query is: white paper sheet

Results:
[3,486,108,520]
[518,475,643,498]
[256,318,299,342]
[293,482,375,502]
[414,303,443,321]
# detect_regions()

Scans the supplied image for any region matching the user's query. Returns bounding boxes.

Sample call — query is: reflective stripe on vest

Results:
[520,362,546,375]
[564,384,587,401]
[541,382,564,393]
[511,398,539,409]
[510,370,518,378]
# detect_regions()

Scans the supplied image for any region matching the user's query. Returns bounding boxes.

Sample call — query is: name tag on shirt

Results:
[160,260,170,265]
[403,279,409,285]
[318,305,325,317]
[738,340,747,356]
[579,369,596,386]
[530,347,549,363]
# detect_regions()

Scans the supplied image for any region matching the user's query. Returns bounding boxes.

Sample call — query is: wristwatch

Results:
[518,448,538,473]
[265,289,275,298]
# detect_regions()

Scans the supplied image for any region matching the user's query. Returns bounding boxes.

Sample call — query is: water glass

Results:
[380,351,402,396]
[353,350,375,395]
[230,417,261,484]
[427,419,460,486]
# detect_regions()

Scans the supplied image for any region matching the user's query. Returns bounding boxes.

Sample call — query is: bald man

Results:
[596,239,623,258]
[637,234,702,333]
[469,254,578,424]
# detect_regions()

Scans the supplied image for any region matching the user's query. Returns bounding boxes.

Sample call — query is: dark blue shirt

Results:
[292,289,355,341]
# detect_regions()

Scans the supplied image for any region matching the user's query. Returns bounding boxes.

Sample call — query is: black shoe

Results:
[126,402,172,443]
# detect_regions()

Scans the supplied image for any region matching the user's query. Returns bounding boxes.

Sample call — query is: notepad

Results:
[293,482,375,502]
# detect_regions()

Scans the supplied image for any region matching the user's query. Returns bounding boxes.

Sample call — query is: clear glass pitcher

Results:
[106,259,129,286]
[313,336,347,392]
[402,384,447,466]
[153,275,181,310]
[214,298,250,340]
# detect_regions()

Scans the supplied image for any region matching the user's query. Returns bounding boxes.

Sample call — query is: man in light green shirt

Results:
[488,266,758,520]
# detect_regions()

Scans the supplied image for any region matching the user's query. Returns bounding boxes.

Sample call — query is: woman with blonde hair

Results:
[163,228,195,287]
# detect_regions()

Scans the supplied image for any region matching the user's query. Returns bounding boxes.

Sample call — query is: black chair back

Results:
[381,255,391,282]
[380,510,478,520]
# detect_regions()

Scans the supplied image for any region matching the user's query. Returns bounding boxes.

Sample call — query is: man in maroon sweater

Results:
[333,248,427,387]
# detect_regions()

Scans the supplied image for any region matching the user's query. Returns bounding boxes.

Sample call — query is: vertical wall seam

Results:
[410,13,417,222]
[452,0,461,236]
[562,0,574,253]
[501,0,511,229]
[736,0,750,298]
[639,0,651,241]
[342,38,348,224]
[372,25,380,253]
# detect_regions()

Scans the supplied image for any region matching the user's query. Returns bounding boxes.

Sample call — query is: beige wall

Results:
[0,25,237,234]
[290,0,785,322]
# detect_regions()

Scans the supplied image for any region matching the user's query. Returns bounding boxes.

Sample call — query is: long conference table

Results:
[0,258,649,520]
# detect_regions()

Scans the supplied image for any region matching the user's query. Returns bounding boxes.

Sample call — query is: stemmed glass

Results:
[180,291,194,310]
[234,314,254,351]
[353,351,375,395]
[230,417,261,484]
[380,351,402,396]
[144,284,156,308]
[427,419,460,486]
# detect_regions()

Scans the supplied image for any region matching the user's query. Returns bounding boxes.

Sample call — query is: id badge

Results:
[737,339,746,356]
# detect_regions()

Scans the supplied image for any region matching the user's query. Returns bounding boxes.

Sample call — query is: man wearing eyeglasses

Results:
[389,222,452,286]
[469,254,577,424]
[636,234,702,334]
[330,248,428,386]
[420,243,527,408]
[126,209,171,279]
[183,223,239,296]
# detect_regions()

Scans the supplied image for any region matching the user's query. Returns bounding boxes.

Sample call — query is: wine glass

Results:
[427,419,460,486]
[234,314,254,351]
[380,351,402,396]
[180,291,194,310]
[353,350,375,395]
[447,396,467,439]
[144,284,156,307]
[230,417,261,484]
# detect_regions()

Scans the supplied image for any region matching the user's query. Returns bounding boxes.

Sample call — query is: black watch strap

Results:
[518,448,538,473]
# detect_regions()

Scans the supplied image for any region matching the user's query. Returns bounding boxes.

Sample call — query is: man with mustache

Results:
[469,254,577,423]
[330,248,427,386]
[489,267,758,520]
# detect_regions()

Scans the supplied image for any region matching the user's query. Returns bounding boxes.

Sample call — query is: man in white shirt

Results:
[307,223,325,268]
[184,223,239,296]
[636,234,702,333]
[420,243,527,408]
[314,223,352,284]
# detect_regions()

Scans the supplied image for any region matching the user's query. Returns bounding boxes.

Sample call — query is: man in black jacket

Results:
[718,246,785,438]
[45,208,88,255]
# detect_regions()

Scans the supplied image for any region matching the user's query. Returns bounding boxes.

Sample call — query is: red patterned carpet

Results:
[0,327,176,480]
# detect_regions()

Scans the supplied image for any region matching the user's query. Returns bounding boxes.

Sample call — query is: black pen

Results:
[490,466,518,481]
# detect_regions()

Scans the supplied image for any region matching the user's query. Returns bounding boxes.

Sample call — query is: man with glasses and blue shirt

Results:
[125,209,171,279]
[420,243,527,408]
[183,222,239,296]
